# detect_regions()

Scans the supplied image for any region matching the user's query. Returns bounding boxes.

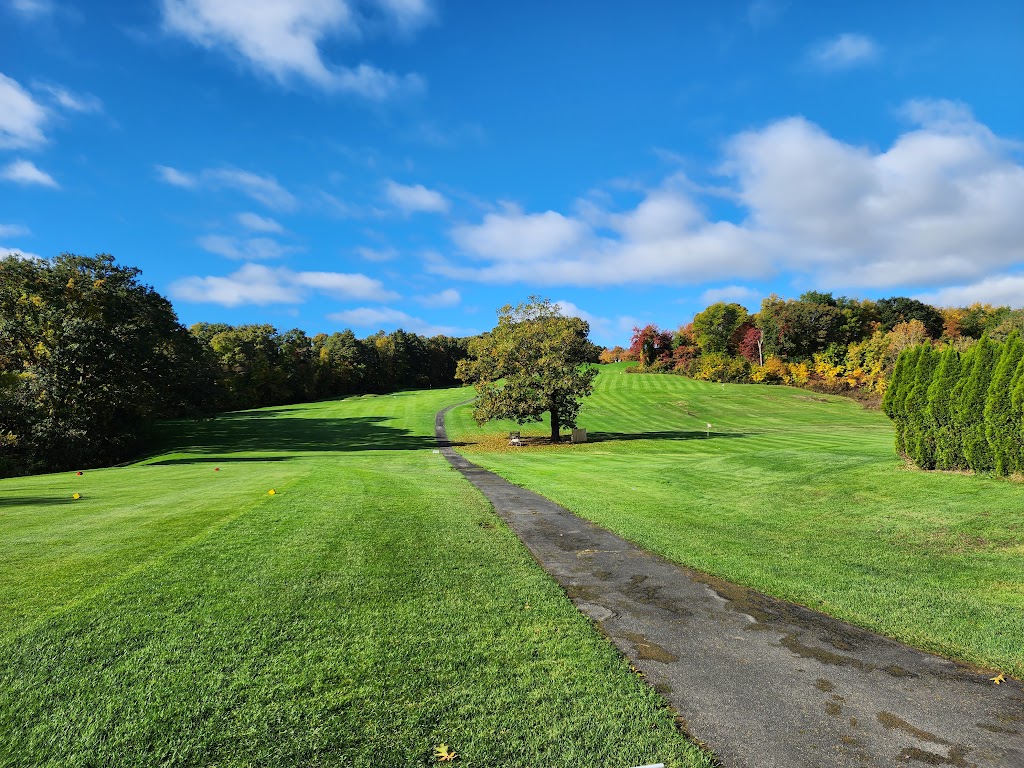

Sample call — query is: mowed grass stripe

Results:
[448,364,1024,678]
[0,387,711,768]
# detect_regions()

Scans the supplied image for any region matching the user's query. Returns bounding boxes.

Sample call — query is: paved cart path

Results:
[436,406,1024,768]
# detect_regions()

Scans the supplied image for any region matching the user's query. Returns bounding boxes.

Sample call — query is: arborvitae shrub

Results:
[957,335,1000,473]
[985,331,1024,475]
[883,345,922,456]
[925,347,962,470]
[905,346,940,468]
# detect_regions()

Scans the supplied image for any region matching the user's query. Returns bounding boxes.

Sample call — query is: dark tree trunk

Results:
[549,400,560,443]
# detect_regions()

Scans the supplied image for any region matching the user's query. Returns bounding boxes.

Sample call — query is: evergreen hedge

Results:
[887,336,1024,475]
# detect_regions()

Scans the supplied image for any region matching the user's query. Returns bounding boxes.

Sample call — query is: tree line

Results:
[883,332,1024,476]
[606,292,1023,400]
[0,254,469,477]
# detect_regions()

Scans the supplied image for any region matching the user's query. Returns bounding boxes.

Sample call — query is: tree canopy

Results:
[456,297,598,443]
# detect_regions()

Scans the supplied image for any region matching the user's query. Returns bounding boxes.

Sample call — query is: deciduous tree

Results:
[456,297,598,443]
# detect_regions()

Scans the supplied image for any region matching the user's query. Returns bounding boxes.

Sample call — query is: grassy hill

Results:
[0,388,711,768]
[448,363,1024,679]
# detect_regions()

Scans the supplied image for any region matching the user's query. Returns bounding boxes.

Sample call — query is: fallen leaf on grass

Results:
[434,743,458,762]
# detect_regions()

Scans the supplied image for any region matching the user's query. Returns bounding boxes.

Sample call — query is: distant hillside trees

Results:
[884,333,1024,475]
[1,254,471,477]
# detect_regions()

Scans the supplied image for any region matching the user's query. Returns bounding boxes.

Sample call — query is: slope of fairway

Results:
[447,364,1024,679]
[0,388,711,768]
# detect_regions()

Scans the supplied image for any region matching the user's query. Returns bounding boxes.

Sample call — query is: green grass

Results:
[448,363,1024,679]
[0,388,711,768]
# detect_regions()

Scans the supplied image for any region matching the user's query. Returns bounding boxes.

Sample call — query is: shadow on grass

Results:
[587,430,753,443]
[148,456,293,466]
[155,412,460,457]
[0,496,74,507]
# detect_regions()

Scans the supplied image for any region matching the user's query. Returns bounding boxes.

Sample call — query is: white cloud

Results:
[236,211,283,232]
[916,274,1024,309]
[1,159,58,187]
[36,83,103,113]
[355,245,398,262]
[160,0,426,99]
[437,103,1024,294]
[416,288,459,308]
[385,180,450,214]
[451,205,590,262]
[155,164,197,187]
[374,0,434,35]
[290,270,399,301]
[1,245,42,260]
[0,223,30,237]
[699,285,762,307]
[198,234,298,260]
[9,0,53,19]
[155,164,297,210]
[327,306,455,336]
[810,33,880,70]
[170,263,397,306]
[206,167,297,210]
[0,73,48,149]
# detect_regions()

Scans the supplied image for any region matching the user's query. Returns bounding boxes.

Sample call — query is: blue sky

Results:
[2,0,1023,345]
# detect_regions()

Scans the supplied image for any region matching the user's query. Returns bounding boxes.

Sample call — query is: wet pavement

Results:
[436,406,1024,768]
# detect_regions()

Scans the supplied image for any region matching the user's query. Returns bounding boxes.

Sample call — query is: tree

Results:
[925,347,962,470]
[456,297,598,443]
[691,302,748,355]
[875,297,944,339]
[955,334,999,472]
[629,324,673,369]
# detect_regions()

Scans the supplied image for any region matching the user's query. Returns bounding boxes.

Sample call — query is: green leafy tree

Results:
[456,297,598,443]
[882,344,922,456]
[692,302,749,355]
[984,331,1024,475]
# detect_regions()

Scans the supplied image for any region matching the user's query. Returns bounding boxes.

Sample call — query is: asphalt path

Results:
[436,405,1024,768]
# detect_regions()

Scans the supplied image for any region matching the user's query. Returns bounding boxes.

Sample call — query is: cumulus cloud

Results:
[170,262,398,306]
[438,102,1024,294]
[810,33,880,70]
[385,180,450,214]
[1,245,43,260]
[916,274,1024,309]
[416,287,459,308]
[1,159,58,187]
[237,211,283,232]
[198,234,298,260]
[156,164,297,210]
[161,0,427,99]
[327,306,456,336]
[0,73,48,149]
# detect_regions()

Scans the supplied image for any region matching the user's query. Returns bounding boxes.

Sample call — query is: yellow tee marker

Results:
[267,489,276,496]
[72,493,81,500]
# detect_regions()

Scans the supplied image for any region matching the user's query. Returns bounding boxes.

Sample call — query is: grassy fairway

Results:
[0,389,711,768]
[448,364,1024,679]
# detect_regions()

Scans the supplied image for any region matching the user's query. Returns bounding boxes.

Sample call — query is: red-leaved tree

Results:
[630,324,673,368]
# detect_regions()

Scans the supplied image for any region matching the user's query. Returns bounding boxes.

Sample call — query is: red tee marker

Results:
[76,471,83,476]
[215,467,220,471]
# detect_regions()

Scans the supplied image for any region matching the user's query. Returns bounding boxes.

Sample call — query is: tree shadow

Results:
[147,456,293,466]
[586,430,753,443]
[151,411,459,457]
[0,496,75,508]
